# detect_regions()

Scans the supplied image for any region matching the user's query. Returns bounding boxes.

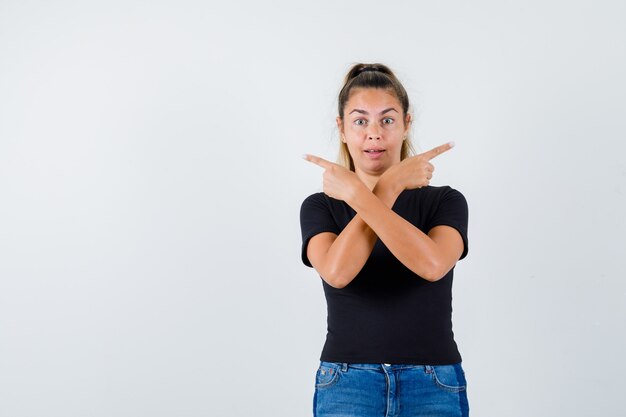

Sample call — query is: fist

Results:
[303,154,363,202]
[387,142,454,191]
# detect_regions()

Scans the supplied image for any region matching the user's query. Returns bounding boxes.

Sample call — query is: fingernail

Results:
[448,141,455,147]
[302,154,308,159]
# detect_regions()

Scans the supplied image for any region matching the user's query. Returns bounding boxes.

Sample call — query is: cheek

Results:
[343,133,359,146]
[345,142,359,153]
[344,141,362,157]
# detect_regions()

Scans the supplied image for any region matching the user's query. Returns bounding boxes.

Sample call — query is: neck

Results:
[355,169,381,191]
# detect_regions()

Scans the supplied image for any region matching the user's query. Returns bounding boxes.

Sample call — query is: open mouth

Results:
[364,149,385,153]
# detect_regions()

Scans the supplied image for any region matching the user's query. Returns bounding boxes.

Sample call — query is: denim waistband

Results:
[320,361,431,372]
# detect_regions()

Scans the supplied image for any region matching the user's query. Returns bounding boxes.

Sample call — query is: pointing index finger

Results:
[303,154,333,169]
[421,141,455,161]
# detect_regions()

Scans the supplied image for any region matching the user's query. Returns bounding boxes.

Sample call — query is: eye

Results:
[382,117,394,125]
[354,119,367,126]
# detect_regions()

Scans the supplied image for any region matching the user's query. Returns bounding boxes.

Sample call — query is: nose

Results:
[367,124,382,140]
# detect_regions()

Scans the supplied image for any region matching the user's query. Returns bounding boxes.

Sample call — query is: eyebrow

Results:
[349,107,399,116]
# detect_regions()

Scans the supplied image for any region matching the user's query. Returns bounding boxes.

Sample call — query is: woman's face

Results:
[337,88,410,178]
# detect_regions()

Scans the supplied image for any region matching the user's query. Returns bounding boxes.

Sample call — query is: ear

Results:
[403,113,412,138]
[336,116,346,143]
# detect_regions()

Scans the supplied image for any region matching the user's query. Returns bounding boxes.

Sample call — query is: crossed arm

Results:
[304,144,464,289]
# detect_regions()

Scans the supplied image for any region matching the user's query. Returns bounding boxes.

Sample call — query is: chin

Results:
[359,162,390,175]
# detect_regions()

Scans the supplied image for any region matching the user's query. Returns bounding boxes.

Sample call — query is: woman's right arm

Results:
[306,179,401,289]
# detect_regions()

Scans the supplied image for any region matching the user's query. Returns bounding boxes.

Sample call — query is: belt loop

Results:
[425,365,433,374]
[342,363,348,372]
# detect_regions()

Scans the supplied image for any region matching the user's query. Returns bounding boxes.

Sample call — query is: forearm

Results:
[319,181,401,288]
[348,185,442,281]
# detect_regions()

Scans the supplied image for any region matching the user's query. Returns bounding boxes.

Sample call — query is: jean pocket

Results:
[315,362,341,389]
[431,363,467,393]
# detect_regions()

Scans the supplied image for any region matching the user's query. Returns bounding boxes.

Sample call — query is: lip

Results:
[363,148,385,159]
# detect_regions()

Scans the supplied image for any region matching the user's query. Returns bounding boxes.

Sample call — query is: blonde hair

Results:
[337,63,415,171]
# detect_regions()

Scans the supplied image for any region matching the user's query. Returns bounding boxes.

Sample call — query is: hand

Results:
[384,142,454,192]
[303,154,365,203]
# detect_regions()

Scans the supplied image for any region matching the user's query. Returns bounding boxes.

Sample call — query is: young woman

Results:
[300,63,470,416]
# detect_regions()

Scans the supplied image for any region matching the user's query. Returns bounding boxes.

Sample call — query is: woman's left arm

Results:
[348,182,464,282]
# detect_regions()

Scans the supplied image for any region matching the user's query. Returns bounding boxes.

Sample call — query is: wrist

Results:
[348,180,370,206]
[374,175,402,206]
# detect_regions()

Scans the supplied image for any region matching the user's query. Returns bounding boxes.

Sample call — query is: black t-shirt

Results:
[300,185,469,365]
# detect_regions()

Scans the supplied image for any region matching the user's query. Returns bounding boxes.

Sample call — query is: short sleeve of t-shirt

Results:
[424,187,469,260]
[300,193,341,267]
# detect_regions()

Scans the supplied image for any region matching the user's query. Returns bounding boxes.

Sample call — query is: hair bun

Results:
[355,66,380,75]
[348,63,393,80]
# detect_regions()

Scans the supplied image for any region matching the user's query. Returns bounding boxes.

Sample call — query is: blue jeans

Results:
[313,361,469,417]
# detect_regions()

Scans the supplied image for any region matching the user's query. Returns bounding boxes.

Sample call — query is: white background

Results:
[1,0,625,416]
